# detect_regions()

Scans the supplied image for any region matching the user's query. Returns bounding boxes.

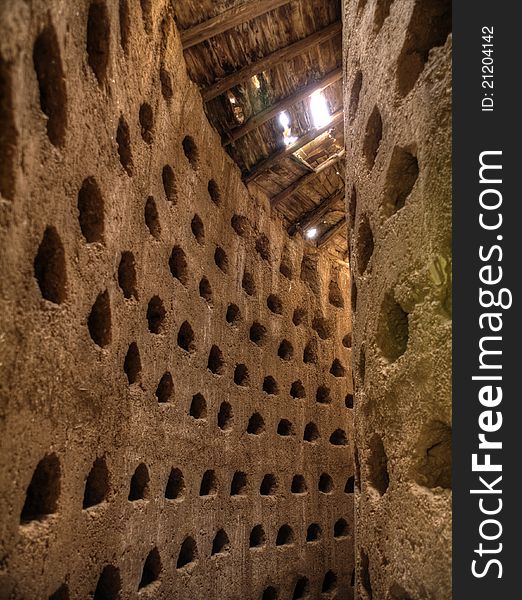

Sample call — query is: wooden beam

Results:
[270,149,345,206]
[288,154,315,173]
[202,21,342,102]
[317,217,346,247]
[223,67,342,146]
[181,0,292,50]
[288,188,345,236]
[243,109,344,183]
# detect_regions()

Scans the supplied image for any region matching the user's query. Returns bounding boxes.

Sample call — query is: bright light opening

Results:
[279,111,297,146]
[279,111,290,129]
[306,227,318,239]
[310,91,331,128]
[251,75,261,89]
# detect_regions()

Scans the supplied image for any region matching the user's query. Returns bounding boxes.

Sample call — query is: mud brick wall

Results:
[0,1,354,599]
[342,0,452,598]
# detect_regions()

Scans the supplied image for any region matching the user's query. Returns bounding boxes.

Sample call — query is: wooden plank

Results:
[317,217,346,247]
[202,21,342,102]
[288,154,315,173]
[223,67,342,146]
[270,149,345,206]
[244,109,344,183]
[181,0,293,50]
[287,188,345,236]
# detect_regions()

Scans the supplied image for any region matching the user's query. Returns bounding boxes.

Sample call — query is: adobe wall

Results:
[0,1,353,598]
[342,0,452,598]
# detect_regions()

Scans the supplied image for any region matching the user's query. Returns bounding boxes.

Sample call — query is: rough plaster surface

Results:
[343,0,452,598]
[0,1,353,598]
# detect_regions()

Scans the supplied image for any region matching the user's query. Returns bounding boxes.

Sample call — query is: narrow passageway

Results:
[0,1,451,599]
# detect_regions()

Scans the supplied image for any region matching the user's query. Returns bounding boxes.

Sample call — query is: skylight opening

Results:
[310,91,331,128]
[279,111,290,129]
[306,227,318,240]
[279,111,297,146]
[228,91,245,124]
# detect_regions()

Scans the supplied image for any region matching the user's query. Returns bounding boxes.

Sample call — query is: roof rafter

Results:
[202,21,342,102]
[243,109,344,183]
[270,149,345,206]
[288,188,345,235]
[223,67,342,146]
[317,217,346,247]
[181,0,293,50]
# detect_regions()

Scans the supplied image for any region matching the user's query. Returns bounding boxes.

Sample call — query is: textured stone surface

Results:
[343,0,452,598]
[0,1,353,598]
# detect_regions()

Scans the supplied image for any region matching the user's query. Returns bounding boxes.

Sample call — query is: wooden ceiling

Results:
[174,0,346,256]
